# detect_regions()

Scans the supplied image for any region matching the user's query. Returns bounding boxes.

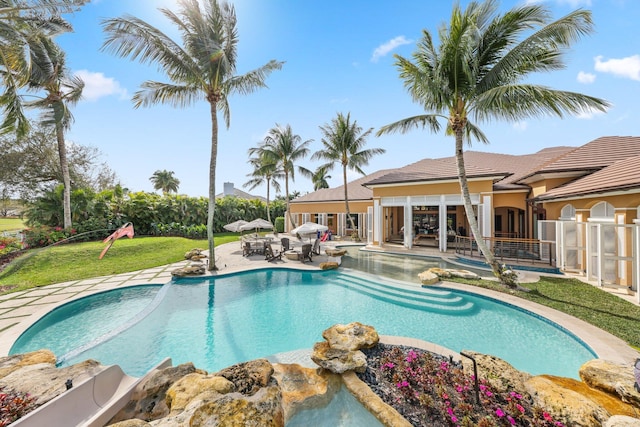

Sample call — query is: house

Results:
[215,182,266,202]
[289,136,640,300]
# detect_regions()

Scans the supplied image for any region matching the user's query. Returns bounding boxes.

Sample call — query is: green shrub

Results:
[274,217,285,233]
[0,237,22,257]
[23,226,77,248]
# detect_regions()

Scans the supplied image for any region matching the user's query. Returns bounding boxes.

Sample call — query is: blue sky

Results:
[56,0,640,198]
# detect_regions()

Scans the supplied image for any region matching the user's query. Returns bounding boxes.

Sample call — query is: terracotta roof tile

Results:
[534,136,640,174]
[536,155,640,200]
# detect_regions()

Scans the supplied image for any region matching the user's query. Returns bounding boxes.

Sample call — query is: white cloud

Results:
[75,70,128,101]
[594,55,640,81]
[513,121,528,131]
[371,36,412,63]
[576,71,596,84]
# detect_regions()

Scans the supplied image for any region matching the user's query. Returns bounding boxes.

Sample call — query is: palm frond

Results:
[132,81,201,109]
[377,114,442,136]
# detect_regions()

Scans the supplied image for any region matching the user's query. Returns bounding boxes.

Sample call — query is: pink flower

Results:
[507,415,516,425]
[396,381,409,388]
[516,403,525,413]
[510,391,522,399]
[495,408,505,417]
[382,362,395,370]
[543,412,553,421]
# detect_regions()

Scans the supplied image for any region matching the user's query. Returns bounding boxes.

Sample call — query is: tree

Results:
[302,165,331,191]
[243,153,282,223]
[25,35,83,229]
[150,169,180,194]
[314,112,385,232]
[0,123,118,201]
[102,0,283,271]
[377,0,609,287]
[0,0,87,136]
[249,124,311,230]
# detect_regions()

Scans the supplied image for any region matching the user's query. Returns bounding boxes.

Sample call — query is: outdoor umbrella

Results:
[290,222,328,242]
[223,219,248,232]
[240,218,274,232]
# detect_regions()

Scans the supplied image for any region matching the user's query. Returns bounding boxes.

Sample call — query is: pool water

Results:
[10,269,595,380]
[340,246,489,282]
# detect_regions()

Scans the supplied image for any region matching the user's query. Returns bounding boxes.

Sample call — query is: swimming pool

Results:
[10,268,595,380]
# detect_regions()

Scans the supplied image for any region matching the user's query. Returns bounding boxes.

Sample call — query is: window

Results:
[560,204,575,220]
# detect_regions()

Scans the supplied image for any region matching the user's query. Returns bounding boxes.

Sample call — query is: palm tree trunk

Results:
[207,102,218,271]
[285,172,296,229]
[454,130,507,285]
[56,121,72,229]
[266,177,271,223]
[343,164,356,233]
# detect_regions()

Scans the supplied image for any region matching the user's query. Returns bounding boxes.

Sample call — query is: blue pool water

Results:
[10,269,595,380]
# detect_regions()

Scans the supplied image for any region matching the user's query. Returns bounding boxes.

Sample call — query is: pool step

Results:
[329,275,475,314]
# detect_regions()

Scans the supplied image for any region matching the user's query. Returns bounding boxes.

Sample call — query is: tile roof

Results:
[524,136,640,176]
[215,188,266,202]
[535,155,640,201]
[291,169,395,203]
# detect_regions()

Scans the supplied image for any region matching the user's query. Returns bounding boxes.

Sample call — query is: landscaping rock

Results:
[418,270,440,285]
[324,248,347,257]
[603,415,640,426]
[109,362,199,423]
[460,350,531,393]
[0,359,103,407]
[166,373,234,413]
[311,341,368,374]
[448,269,480,279]
[321,322,379,351]
[171,262,206,277]
[426,267,451,278]
[319,261,339,270]
[272,363,341,422]
[580,359,640,409]
[0,349,56,379]
[525,375,610,427]
[184,249,207,261]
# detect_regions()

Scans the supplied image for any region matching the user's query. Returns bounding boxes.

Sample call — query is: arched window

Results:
[590,201,614,220]
[560,204,575,220]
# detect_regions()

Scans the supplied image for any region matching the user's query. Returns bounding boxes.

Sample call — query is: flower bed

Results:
[357,344,563,427]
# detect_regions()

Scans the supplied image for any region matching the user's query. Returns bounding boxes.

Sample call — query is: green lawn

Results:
[0,218,25,232]
[0,235,238,291]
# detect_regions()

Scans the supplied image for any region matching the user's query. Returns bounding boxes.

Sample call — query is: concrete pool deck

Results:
[0,240,638,367]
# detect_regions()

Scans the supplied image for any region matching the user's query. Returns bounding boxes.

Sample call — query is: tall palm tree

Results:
[101,0,283,270]
[377,0,609,287]
[314,112,385,233]
[243,153,282,223]
[25,35,83,229]
[249,124,311,230]
[150,169,180,194]
[0,0,86,136]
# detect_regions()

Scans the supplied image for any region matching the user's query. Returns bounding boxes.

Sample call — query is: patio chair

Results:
[281,237,291,252]
[242,242,254,257]
[300,243,312,263]
[264,242,282,262]
[311,238,321,255]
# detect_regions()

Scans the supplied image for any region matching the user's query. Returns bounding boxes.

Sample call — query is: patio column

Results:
[405,196,413,248]
[373,199,381,246]
[439,196,447,251]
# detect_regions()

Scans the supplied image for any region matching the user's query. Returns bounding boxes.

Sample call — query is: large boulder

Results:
[165,373,234,414]
[311,341,368,374]
[319,262,339,270]
[603,415,640,427]
[272,363,341,423]
[0,359,103,407]
[109,362,199,423]
[525,375,611,427]
[418,270,440,285]
[0,349,57,379]
[171,262,206,277]
[460,350,531,394]
[321,322,379,351]
[213,359,274,396]
[580,359,640,409]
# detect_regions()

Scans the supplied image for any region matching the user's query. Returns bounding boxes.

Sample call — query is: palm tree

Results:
[101,0,283,270]
[25,35,83,229]
[0,0,86,136]
[377,0,609,287]
[249,124,311,230]
[150,169,180,194]
[243,153,282,223]
[306,165,331,191]
[314,112,385,233]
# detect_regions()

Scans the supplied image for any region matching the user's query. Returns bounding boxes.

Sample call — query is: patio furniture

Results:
[264,243,282,262]
[300,244,312,263]
[243,242,254,257]
[311,238,321,255]
[281,237,291,251]
[283,250,300,261]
